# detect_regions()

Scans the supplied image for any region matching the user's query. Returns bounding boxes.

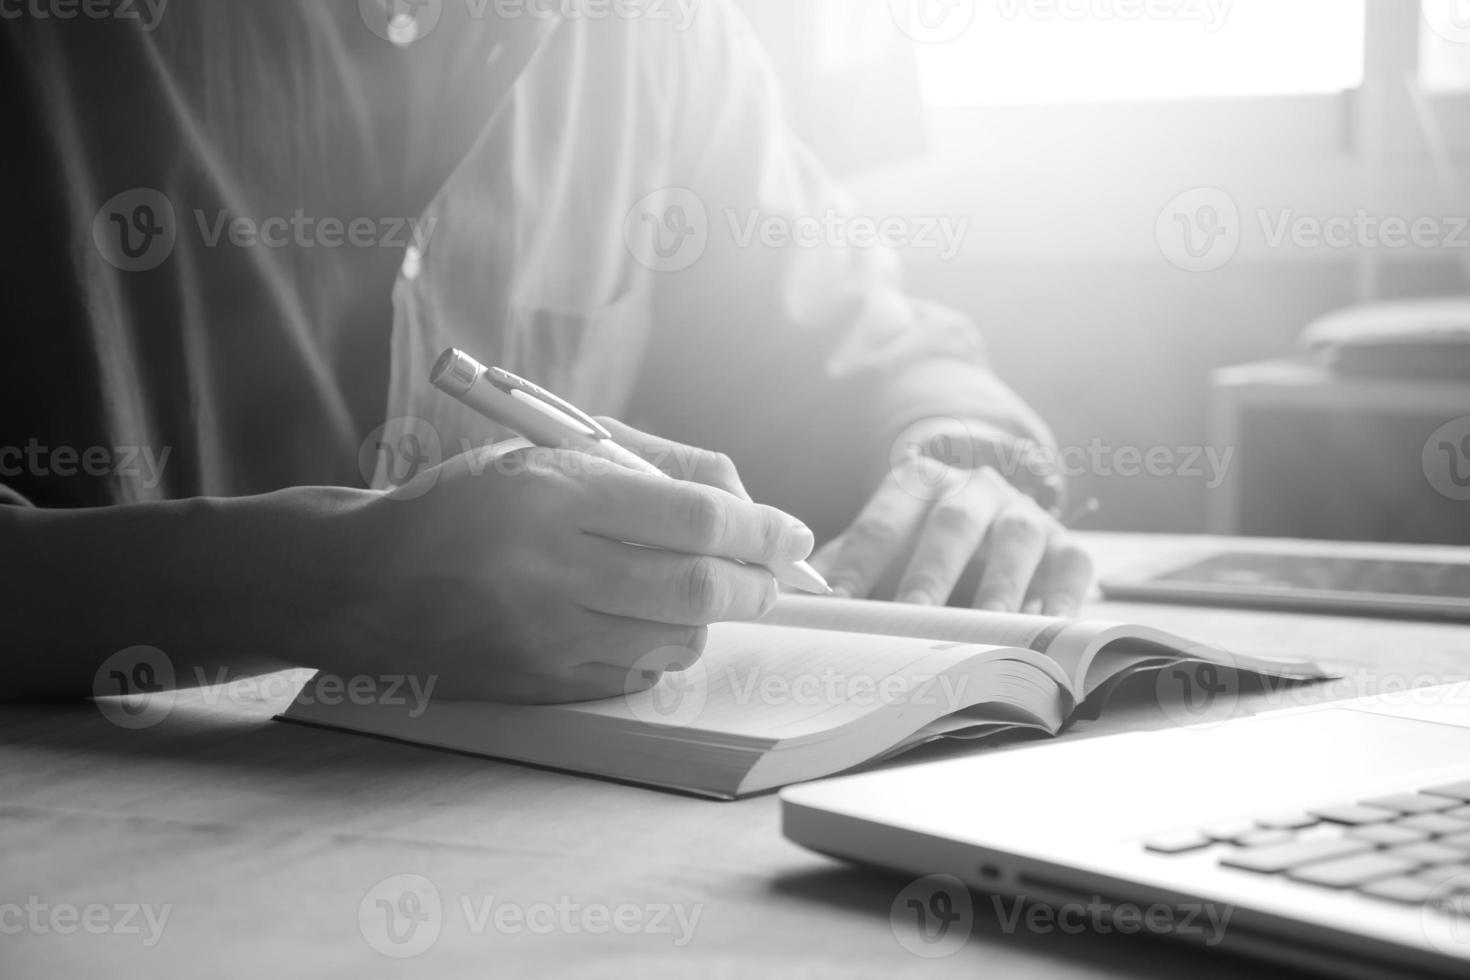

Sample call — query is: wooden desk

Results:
[4,534,1469,980]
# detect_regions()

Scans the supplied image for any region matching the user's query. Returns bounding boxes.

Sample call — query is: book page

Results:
[568,622,1022,743]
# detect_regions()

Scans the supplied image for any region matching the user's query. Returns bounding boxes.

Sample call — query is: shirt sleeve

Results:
[629,0,1055,532]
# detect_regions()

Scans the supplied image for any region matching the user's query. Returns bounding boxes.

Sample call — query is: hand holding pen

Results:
[432,349,830,595]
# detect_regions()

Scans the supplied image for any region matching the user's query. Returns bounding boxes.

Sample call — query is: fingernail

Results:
[899,591,935,606]
[785,521,815,560]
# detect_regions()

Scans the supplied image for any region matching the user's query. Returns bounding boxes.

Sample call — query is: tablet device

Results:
[1100,548,1470,620]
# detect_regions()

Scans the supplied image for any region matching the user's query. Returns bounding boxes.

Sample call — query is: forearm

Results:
[1,487,372,701]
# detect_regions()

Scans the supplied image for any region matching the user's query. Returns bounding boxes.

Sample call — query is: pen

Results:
[430,348,832,595]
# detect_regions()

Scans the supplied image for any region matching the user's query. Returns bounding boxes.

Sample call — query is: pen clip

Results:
[484,367,613,441]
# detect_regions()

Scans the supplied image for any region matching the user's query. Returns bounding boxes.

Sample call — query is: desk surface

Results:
[5,533,1469,980]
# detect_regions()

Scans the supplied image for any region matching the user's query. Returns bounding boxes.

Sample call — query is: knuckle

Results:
[682,556,728,619]
[992,509,1041,541]
[679,487,728,551]
[902,569,948,601]
[929,499,975,533]
[848,516,901,551]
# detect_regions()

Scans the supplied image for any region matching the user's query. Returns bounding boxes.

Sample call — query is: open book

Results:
[279,596,1330,799]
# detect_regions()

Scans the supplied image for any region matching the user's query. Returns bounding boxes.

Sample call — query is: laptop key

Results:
[1236,830,1295,848]
[1348,824,1431,847]
[1385,842,1467,866]
[1423,780,1470,803]
[1358,876,1441,905]
[1144,830,1212,854]
[1360,793,1459,815]
[1288,854,1418,889]
[1203,821,1259,843]
[1397,814,1470,836]
[1309,804,1396,826]
[1221,838,1371,874]
[1255,812,1318,831]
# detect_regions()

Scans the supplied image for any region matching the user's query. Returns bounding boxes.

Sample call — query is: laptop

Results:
[781,682,1470,979]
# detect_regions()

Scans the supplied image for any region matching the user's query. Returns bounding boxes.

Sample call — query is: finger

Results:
[972,499,1053,612]
[569,536,779,626]
[894,475,1003,606]
[1029,540,1096,618]
[824,456,953,599]
[532,626,708,703]
[575,469,813,566]
[597,417,752,500]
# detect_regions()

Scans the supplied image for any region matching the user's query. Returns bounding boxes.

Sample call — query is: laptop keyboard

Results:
[1143,779,1470,906]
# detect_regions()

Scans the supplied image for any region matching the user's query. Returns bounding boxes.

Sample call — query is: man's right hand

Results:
[321,434,814,703]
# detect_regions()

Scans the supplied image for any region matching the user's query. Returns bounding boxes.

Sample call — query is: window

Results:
[908,0,1366,106]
